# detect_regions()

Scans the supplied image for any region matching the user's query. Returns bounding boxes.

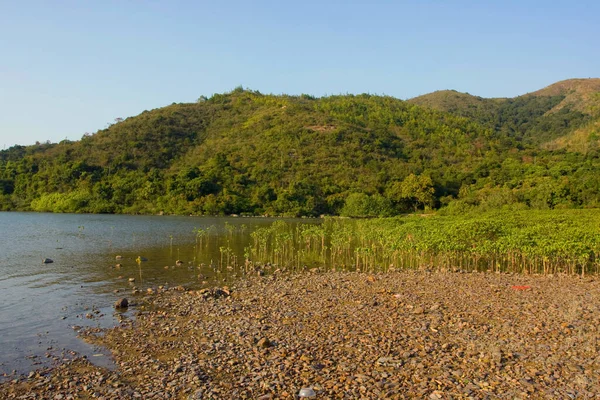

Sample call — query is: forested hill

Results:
[407,78,600,146]
[1,81,600,217]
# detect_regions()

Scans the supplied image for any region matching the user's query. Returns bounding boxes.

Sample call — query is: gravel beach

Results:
[2,270,600,399]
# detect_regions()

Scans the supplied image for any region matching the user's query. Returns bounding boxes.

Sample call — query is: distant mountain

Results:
[528,78,600,115]
[1,81,600,216]
[408,90,505,116]
[408,78,600,146]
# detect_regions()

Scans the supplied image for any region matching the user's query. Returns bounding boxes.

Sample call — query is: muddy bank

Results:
[2,270,600,399]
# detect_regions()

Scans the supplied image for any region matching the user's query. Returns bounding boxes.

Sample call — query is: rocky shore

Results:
[2,270,600,399]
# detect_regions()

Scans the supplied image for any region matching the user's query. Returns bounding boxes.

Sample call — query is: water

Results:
[0,212,313,379]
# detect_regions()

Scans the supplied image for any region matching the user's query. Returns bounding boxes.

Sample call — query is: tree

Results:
[399,174,435,212]
[340,193,393,217]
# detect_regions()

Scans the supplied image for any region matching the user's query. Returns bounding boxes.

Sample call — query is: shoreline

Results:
[2,270,600,398]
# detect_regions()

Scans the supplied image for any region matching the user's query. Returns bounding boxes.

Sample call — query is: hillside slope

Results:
[529,78,600,115]
[408,78,600,145]
[1,84,600,216]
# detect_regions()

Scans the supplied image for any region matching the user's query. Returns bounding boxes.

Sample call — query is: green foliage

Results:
[30,190,92,213]
[340,193,393,218]
[247,210,600,275]
[1,86,600,216]
[409,91,591,145]
[398,174,435,212]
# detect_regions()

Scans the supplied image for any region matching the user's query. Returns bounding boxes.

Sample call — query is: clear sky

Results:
[1,0,598,147]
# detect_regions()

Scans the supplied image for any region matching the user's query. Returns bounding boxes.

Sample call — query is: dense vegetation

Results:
[1,79,599,216]
[244,210,600,276]
[408,93,591,145]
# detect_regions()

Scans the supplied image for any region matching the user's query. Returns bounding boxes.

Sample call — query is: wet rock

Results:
[114,298,128,309]
[42,258,53,264]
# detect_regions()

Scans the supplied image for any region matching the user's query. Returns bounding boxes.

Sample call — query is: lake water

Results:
[0,212,313,379]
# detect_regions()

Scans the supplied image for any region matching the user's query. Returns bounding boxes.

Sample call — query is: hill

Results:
[528,78,600,115]
[1,84,600,216]
[407,90,506,121]
[408,78,600,145]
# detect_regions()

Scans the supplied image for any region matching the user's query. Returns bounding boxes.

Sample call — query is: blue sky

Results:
[1,0,598,146]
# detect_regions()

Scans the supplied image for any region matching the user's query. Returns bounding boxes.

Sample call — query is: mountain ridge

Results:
[408,78,600,114]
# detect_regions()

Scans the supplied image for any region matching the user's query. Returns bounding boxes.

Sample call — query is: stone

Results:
[257,337,272,348]
[114,298,128,309]
[42,258,53,264]
[376,357,403,367]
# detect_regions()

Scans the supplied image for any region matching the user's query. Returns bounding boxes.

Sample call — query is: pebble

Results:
[3,271,600,399]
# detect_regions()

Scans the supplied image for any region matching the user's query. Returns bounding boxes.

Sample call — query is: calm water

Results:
[0,212,313,379]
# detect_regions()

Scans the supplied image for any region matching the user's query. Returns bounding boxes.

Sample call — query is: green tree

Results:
[399,174,435,212]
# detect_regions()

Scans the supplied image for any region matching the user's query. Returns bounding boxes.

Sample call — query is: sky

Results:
[0,1,598,147]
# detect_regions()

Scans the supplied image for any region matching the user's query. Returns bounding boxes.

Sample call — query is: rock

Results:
[114,298,128,309]
[115,263,122,268]
[490,346,503,364]
[42,258,53,264]
[257,337,272,348]
[115,255,123,260]
[175,260,183,265]
[128,278,135,282]
[376,357,403,367]
[298,387,316,398]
